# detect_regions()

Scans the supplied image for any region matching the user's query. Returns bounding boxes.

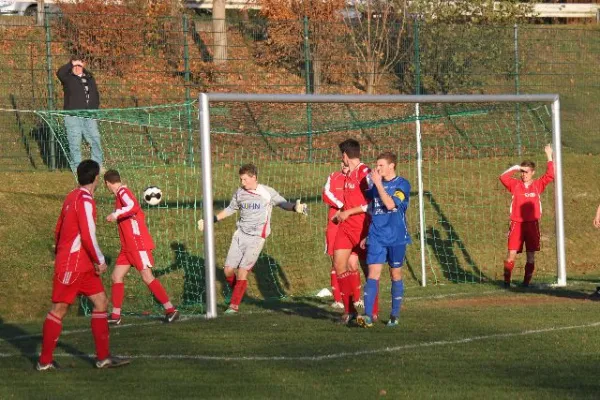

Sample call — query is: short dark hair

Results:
[70,54,83,62]
[339,139,360,159]
[103,169,121,184]
[520,160,536,170]
[377,151,397,169]
[239,163,258,177]
[77,159,100,186]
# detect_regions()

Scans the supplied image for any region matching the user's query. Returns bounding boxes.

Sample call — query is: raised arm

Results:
[197,193,238,231]
[56,61,72,83]
[499,164,520,190]
[537,145,555,190]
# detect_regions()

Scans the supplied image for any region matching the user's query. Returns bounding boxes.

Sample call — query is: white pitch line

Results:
[1,321,598,362]
[0,321,162,343]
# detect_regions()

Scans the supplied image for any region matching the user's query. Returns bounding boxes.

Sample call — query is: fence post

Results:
[183,14,194,166]
[514,24,522,157]
[302,16,313,162]
[44,7,55,170]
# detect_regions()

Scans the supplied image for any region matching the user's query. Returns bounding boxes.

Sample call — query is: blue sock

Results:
[391,279,404,318]
[364,278,379,318]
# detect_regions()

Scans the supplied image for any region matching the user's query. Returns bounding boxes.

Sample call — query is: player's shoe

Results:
[108,315,122,325]
[503,281,511,289]
[224,307,239,315]
[386,316,399,327]
[372,314,378,323]
[36,361,60,371]
[353,299,364,310]
[164,310,180,323]
[356,315,373,328]
[337,313,357,325]
[331,301,344,310]
[95,356,131,369]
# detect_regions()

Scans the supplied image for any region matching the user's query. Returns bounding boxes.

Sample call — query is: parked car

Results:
[0,0,61,16]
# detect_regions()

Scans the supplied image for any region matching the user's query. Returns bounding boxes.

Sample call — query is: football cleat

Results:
[108,315,122,325]
[356,315,373,328]
[386,316,399,327]
[331,301,344,310]
[353,300,364,310]
[337,313,357,325]
[36,361,59,371]
[95,356,131,369]
[164,310,180,323]
[224,307,239,315]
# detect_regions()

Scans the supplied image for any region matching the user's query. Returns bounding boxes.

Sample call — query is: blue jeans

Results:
[64,115,103,171]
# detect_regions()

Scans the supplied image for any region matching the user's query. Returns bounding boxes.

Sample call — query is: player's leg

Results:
[223,231,245,313]
[38,270,78,370]
[326,224,343,308]
[357,241,384,328]
[64,116,83,172]
[38,301,69,370]
[387,244,407,327]
[86,283,130,369]
[347,253,364,310]
[109,252,131,324]
[134,251,178,322]
[333,226,359,318]
[504,221,523,287]
[223,265,237,305]
[227,233,264,313]
[522,221,540,286]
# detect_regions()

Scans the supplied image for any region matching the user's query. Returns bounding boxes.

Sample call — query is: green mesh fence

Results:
[31,98,558,314]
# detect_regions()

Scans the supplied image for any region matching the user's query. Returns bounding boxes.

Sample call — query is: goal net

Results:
[35,93,566,317]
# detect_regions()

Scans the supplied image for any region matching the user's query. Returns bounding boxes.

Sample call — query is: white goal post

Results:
[198,93,566,319]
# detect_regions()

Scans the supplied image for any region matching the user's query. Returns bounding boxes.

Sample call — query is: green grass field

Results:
[1,283,600,399]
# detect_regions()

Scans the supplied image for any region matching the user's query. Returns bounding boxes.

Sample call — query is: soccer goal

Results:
[198,93,566,319]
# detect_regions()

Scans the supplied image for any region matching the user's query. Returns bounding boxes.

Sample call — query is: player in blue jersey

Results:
[357,152,411,328]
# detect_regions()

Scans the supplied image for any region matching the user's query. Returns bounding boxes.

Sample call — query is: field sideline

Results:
[1,283,600,399]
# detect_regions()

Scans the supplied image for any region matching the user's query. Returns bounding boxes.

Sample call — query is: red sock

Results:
[229,280,248,310]
[39,312,62,365]
[111,282,124,319]
[331,269,342,303]
[91,311,110,361]
[524,262,535,285]
[338,272,357,314]
[148,279,175,314]
[504,260,515,284]
[226,275,236,290]
[350,270,361,304]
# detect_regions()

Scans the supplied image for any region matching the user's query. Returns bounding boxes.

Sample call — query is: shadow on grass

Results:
[0,316,93,368]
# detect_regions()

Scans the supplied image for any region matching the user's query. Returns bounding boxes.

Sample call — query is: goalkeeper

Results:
[198,164,308,313]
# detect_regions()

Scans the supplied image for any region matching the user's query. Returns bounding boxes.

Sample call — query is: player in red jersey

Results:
[332,139,372,323]
[103,170,179,324]
[37,160,130,371]
[323,163,350,309]
[499,144,554,287]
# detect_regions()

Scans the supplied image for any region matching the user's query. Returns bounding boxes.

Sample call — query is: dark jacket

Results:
[56,62,100,110]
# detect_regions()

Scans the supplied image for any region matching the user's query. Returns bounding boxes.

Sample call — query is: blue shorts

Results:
[366,241,407,268]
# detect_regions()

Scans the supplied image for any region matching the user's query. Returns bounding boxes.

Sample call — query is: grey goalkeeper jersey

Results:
[224,184,288,238]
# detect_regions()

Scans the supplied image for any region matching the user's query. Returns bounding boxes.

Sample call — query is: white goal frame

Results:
[198,93,566,319]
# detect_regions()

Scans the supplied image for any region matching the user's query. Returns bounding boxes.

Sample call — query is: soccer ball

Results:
[143,186,162,206]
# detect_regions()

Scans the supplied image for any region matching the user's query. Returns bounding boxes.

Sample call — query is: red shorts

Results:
[116,249,155,271]
[507,220,540,253]
[333,223,366,259]
[51,269,105,305]
[326,222,358,257]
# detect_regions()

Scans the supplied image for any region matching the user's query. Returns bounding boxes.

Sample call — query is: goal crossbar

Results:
[198,93,566,319]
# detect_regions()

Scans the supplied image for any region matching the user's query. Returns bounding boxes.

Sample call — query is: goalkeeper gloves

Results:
[197,215,219,232]
[294,199,308,215]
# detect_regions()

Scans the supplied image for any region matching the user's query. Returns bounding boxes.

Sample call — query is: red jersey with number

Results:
[54,188,105,281]
[499,161,554,222]
[323,170,346,221]
[112,186,155,251]
[341,162,371,231]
